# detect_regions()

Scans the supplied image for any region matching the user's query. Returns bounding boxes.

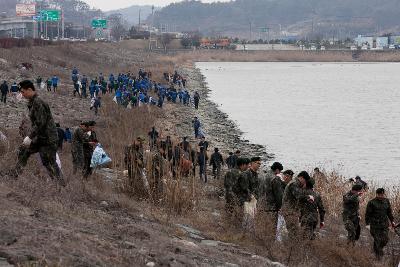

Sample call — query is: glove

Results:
[86,131,92,136]
[366,225,370,230]
[23,136,32,147]
[320,222,324,228]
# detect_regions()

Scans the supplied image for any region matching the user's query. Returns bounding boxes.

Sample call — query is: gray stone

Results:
[201,240,219,247]
[175,224,202,235]
[146,262,155,267]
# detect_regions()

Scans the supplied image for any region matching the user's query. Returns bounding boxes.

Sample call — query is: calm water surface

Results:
[196,62,400,184]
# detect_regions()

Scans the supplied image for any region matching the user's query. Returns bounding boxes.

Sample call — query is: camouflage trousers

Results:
[83,150,93,178]
[283,209,301,241]
[300,219,318,240]
[370,227,389,260]
[343,217,361,244]
[16,142,65,186]
[71,146,84,174]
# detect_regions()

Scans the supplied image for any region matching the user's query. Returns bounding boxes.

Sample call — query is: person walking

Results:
[82,121,97,179]
[209,147,224,179]
[0,81,8,104]
[192,117,201,138]
[224,158,249,214]
[36,76,42,89]
[299,178,325,240]
[148,127,159,150]
[81,75,88,98]
[198,136,209,151]
[281,171,311,240]
[52,75,59,92]
[9,80,65,186]
[365,188,396,260]
[56,123,65,151]
[64,128,72,143]
[46,78,52,92]
[71,122,87,174]
[262,162,284,231]
[197,147,208,183]
[93,96,101,115]
[193,92,200,109]
[342,184,363,245]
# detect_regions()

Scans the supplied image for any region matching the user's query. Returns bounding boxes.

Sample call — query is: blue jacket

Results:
[52,76,59,85]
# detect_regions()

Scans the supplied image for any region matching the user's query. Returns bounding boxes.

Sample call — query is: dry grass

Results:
[1,42,400,266]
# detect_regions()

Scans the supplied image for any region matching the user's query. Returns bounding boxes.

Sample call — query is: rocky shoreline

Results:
[179,63,272,162]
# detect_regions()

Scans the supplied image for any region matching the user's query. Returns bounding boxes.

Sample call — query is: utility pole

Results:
[138,9,141,27]
[249,22,252,42]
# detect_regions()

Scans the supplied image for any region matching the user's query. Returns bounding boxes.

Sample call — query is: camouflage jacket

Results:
[365,197,394,229]
[299,189,326,224]
[72,127,85,151]
[83,131,97,154]
[224,168,241,192]
[263,170,286,211]
[27,94,57,145]
[282,179,308,212]
[342,191,360,220]
[233,169,259,204]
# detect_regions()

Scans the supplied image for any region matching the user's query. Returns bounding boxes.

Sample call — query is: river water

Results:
[196,62,400,184]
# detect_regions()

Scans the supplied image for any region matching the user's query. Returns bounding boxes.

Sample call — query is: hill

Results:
[151,0,400,38]
[105,5,160,27]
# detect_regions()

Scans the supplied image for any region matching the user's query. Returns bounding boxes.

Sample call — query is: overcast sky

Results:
[84,0,230,11]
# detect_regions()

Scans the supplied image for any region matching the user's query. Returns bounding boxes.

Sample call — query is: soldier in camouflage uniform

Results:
[13,80,65,186]
[262,162,284,230]
[124,136,145,194]
[71,122,87,174]
[233,157,262,206]
[82,121,97,179]
[365,188,396,260]
[299,178,325,240]
[342,184,363,245]
[224,158,249,213]
[281,171,312,240]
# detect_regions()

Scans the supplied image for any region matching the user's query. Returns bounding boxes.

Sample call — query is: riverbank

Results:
[0,42,399,266]
[0,43,285,267]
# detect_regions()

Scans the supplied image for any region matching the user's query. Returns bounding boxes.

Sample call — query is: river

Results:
[196,62,400,184]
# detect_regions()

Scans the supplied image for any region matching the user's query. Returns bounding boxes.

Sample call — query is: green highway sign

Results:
[39,10,60,21]
[92,19,107,29]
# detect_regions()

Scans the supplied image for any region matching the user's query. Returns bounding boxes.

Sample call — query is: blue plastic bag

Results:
[90,144,112,168]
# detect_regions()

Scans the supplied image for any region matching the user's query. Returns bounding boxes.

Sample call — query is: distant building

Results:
[389,35,400,45]
[0,17,38,38]
[354,35,373,47]
[376,37,388,48]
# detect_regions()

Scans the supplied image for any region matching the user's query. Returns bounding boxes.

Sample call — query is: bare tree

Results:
[160,33,174,52]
